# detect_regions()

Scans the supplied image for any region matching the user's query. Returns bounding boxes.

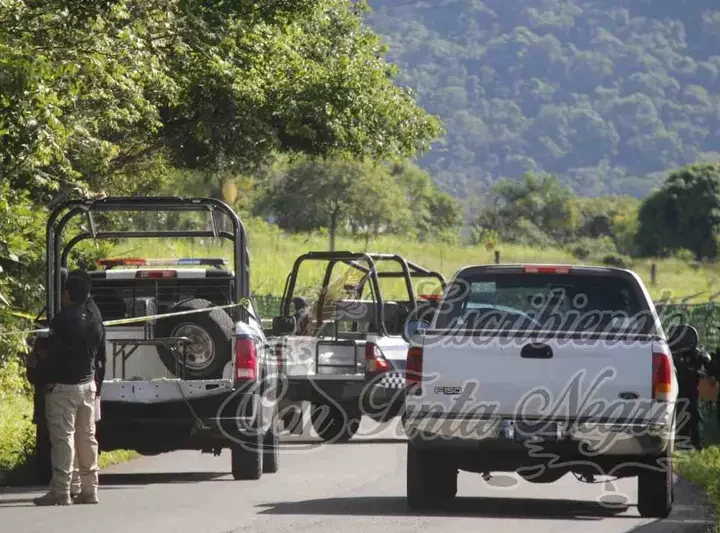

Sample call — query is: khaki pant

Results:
[45,382,99,496]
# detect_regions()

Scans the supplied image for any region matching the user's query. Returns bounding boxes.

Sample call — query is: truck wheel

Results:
[311,401,361,442]
[263,410,280,474]
[406,443,457,510]
[362,389,401,423]
[156,298,234,380]
[231,430,263,480]
[637,450,673,518]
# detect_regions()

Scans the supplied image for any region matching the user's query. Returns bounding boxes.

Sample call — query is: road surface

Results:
[0,418,713,533]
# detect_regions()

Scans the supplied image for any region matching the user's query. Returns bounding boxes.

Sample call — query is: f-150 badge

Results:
[434,386,463,395]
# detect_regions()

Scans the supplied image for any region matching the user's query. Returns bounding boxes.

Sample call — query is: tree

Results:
[0,0,443,199]
[348,165,412,248]
[259,158,366,251]
[389,161,463,241]
[636,162,720,259]
[475,173,577,243]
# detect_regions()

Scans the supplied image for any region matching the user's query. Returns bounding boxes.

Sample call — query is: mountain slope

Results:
[365,0,720,198]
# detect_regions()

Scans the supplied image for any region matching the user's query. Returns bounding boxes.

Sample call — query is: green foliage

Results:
[475,174,576,245]
[257,157,366,247]
[0,183,47,375]
[0,391,34,475]
[255,156,462,248]
[0,0,442,197]
[675,446,720,533]
[636,162,720,260]
[471,173,653,258]
[389,161,463,242]
[364,0,720,197]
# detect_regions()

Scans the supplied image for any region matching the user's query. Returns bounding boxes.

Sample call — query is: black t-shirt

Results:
[43,298,107,393]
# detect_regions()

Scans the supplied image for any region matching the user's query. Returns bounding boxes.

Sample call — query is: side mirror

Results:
[668,324,699,353]
[402,319,430,343]
[271,316,296,337]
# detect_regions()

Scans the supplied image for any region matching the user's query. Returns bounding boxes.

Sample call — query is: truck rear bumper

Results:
[403,415,673,458]
[280,375,366,403]
[95,387,263,453]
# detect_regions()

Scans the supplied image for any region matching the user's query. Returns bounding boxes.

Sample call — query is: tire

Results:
[155,298,234,380]
[311,401,361,442]
[263,409,280,474]
[362,387,402,423]
[231,430,263,480]
[406,443,457,510]
[637,447,673,519]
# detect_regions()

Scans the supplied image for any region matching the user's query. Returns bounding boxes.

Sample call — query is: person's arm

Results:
[95,325,106,396]
[39,314,65,384]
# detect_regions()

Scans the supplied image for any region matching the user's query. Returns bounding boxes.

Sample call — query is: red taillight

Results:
[406,346,424,386]
[652,351,672,400]
[235,337,257,380]
[136,270,177,279]
[523,265,571,274]
[365,342,390,373]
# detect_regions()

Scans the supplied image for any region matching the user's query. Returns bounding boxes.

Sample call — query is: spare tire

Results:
[156,298,234,380]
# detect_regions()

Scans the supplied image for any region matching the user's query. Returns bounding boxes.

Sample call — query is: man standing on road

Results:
[71,276,104,498]
[33,269,106,506]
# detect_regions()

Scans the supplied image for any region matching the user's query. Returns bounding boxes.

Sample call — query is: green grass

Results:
[673,403,720,531]
[0,395,34,477]
[0,394,138,485]
[110,218,720,303]
[675,447,720,531]
[98,449,140,469]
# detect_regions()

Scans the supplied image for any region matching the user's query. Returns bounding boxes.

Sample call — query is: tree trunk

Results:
[329,213,337,251]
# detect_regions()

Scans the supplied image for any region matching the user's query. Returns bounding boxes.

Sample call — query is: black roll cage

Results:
[45,196,249,323]
[278,251,446,337]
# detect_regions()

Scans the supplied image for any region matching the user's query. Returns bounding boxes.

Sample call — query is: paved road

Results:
[0,418,713,533]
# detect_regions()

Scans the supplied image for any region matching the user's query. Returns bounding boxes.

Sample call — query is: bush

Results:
[675,248,697,263]
[602,254,629,268]
[568,237,618,261]
[0,363,34,477]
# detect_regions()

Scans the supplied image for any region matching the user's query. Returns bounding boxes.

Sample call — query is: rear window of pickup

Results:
[434,270,656,335]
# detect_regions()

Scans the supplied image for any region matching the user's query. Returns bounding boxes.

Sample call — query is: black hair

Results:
[65,269,92,304]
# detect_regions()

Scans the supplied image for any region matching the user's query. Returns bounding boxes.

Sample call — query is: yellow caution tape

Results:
[0,299,253,338]
[103,299,252,327]
[0,307,38,320]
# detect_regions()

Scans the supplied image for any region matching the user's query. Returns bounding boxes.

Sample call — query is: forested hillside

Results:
[365,0,720,198]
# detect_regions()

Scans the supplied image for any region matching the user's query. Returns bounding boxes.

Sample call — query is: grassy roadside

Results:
[673,408,720,531]
[0,394,139,486]
[675,448,720,531]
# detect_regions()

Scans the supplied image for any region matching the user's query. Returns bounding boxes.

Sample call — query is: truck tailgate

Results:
[412,331,657,423]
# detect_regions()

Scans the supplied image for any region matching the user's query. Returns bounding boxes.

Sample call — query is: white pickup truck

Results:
[402,264,697,519]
